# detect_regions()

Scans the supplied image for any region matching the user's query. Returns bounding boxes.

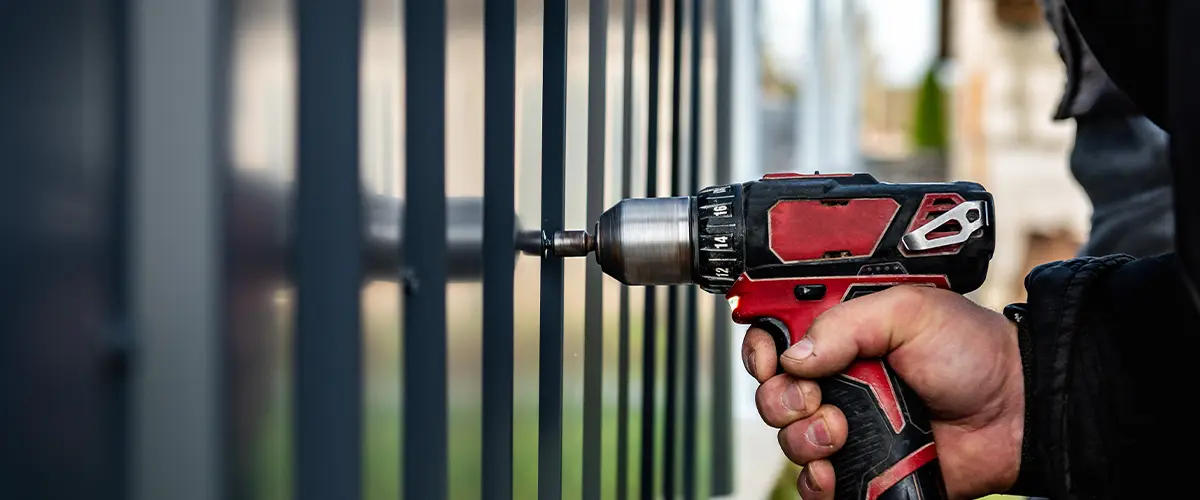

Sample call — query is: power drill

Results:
[531,172,995,500]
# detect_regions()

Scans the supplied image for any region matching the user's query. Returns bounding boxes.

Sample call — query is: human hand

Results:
[740,285,1025,500]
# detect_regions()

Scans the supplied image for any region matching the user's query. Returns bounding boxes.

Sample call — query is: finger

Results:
[777,405,848,466]
[796,460,835,500]
[741,327,778,383]
[779,285,944,378]
[755,374,822,428]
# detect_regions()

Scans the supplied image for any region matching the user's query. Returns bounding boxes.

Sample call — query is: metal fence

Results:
[1,0,737,498]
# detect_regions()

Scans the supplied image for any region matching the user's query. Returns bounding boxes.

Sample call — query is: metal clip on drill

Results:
[525,172,995,500]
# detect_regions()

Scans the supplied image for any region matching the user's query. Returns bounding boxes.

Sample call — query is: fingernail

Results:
[742,349,757,378]
[803,468,822,493]
[805,417,832,447]
[781,382,807,413]
[784,337,814,360]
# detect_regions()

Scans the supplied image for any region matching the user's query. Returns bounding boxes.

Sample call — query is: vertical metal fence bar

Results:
[403,1,448,498]
[294,1,363,498]
[2,1,131,498]
[130,0,226,497]
[583,0,609,497]
[640,0,662,497]
[109,1,132,498]
[710,0,735,495]
[682,0,703,496]
[540,0,568,498]
[616,0,636,497]
[483,0,517,498]
[663,0,684,496]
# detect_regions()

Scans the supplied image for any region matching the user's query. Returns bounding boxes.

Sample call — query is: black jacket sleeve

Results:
[1003,253,1200,499]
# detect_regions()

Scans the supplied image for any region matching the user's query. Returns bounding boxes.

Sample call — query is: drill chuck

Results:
[593,196,694,286]
[538,184,745,294]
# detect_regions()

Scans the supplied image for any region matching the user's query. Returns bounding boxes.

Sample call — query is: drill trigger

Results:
[751,317,792,362]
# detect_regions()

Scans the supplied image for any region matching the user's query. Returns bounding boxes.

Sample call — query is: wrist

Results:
[986,304,1024,493]
[1001,303,1044,496]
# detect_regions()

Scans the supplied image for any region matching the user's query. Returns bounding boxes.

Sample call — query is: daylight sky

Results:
[759,0,939,87]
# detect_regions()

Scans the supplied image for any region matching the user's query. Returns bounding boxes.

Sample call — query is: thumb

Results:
[779,285,937,378]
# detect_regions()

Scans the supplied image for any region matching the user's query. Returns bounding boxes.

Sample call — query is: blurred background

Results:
[0,0,1094,499]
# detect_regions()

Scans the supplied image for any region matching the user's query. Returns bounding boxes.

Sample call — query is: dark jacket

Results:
[1005,2,1200,498]
[1006,254,1200,499]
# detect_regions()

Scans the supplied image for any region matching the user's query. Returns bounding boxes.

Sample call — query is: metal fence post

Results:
[403,0,449,498]
[294,0,364,498]
[664,0,685,495]
[582,0,610,498]
[640,1,664,497]
[130,0,227,497]
[540,1,569,498]
[711,0,736,495]
[616,1,637,497]
[483,0,518,499]
[683,0,705,496]
[0,1,131,498]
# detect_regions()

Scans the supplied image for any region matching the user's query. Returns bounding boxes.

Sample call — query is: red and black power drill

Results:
[532,172,994,500]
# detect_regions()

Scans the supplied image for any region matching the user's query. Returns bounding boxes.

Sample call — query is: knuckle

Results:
[889,283,931,304]
[807,309,839,337]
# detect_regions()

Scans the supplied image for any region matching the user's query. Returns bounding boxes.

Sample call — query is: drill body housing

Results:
[693,171,994,296]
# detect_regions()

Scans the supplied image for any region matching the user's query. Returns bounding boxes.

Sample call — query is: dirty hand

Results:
[741,285,1025,500]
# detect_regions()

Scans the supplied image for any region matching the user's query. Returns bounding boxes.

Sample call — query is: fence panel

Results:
[1,0,739,498]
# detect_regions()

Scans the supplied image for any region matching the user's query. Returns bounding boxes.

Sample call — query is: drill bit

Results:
[548,230,595,257]
[515,229,594,257]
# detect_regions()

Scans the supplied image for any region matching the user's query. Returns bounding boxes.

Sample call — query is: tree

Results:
[910,62,948,152]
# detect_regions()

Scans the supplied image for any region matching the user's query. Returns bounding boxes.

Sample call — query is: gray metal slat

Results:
[710,0,735,494]
[615,0,637,497]
[539,1,569,498]
[482,0,518,498]
[130,0,227,498]
[664,0,685,495]
[683,0,704,495]
[294,1,364,498]
[582,0,610,497]
[402,0,449,497]
[640,0,663,497]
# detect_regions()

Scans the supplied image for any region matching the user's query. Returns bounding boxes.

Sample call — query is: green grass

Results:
[234,283,720,500]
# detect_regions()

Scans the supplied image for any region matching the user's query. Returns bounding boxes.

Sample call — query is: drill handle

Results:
[732,277,949,500]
